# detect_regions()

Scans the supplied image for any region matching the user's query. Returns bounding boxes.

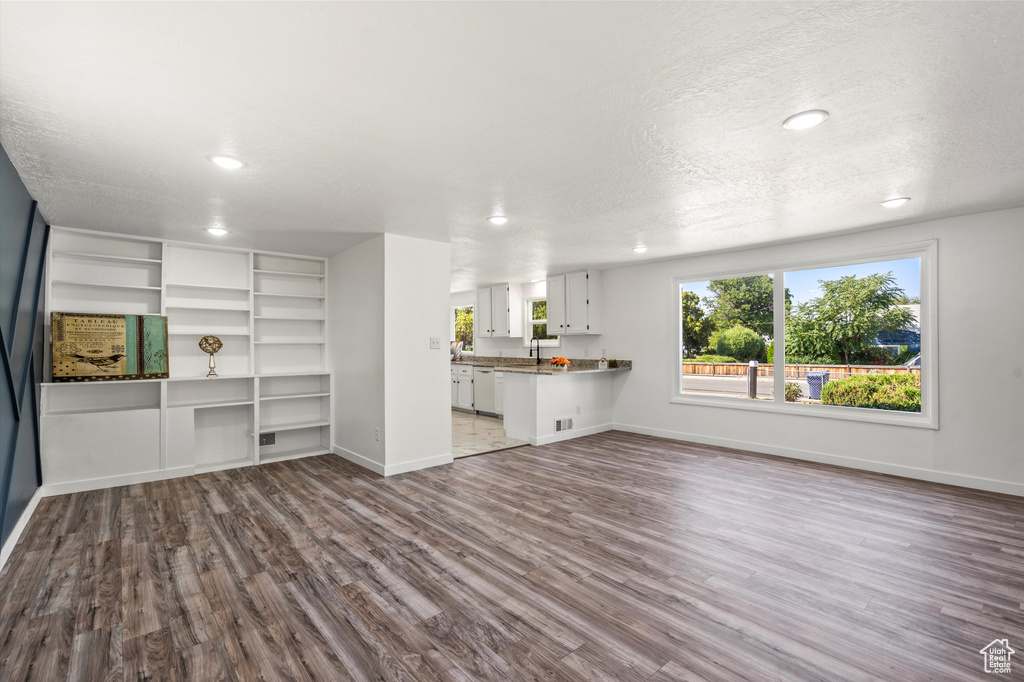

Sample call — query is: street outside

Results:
[681,375,813,400]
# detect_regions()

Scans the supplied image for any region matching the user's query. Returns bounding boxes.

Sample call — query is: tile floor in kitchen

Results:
[451,409,528,457]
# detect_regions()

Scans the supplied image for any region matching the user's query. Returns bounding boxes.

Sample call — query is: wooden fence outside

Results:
[682,362,922,379]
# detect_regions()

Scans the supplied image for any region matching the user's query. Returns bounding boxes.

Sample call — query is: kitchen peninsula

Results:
[452,357,631,446]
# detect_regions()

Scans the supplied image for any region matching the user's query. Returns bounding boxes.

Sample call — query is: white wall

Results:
[383,234,453,472]
[329,235,386,467]
[599,207,1024,496]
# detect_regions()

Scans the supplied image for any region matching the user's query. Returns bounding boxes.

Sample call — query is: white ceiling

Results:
[2,2,1022,291]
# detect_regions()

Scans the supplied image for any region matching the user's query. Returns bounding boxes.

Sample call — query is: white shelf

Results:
[259,447,329,464]
[43,371,331,387]
[52,280,162,291]
[46,404,160,416]
[168,399,255,410]
[195,458,253,475]
[254,315,325,321]
[258,420,330,434]
[52,252,162,265]
[254,269,324,279]
[259,391,329,402]
[167,303,249,311]
[166,283,251,292]
[169,330,250,336]
[254,340,323,345]
[253,292,325,299]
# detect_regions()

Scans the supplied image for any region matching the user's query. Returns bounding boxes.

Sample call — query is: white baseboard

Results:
[1,486,44,570]
[613,422,1024,497]
[507,422,613,447]
[504,428,531,444]
[534,423,613,446]
[332,445,386,475]
[39,466,196,497]
[332,445,453,477]
[384,453,453,476]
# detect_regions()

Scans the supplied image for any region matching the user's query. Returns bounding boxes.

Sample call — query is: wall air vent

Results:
[555,417,574,432]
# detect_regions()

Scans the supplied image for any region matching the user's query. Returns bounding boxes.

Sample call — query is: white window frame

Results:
[451,304,474,355]
[670,239,938,429]
[522,296,561,348]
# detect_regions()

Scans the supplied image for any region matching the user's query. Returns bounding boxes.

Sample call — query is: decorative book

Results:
[51,312,169,382]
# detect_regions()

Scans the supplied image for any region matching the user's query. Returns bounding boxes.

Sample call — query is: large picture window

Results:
[681,275,776,400]
[673,242,935,428]
[784,258,921,413]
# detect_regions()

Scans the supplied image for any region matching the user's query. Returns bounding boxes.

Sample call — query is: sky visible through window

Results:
[680,258,920,308]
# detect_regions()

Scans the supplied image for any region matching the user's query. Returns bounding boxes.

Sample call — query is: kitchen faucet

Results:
[529,337,542,365]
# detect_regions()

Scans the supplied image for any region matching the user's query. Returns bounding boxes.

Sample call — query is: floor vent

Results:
[555,417,574,432]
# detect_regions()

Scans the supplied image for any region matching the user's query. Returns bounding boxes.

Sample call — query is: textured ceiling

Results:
[1,2,1022,291]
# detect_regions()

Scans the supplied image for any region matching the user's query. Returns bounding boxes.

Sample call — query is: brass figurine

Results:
[198,335,223,377]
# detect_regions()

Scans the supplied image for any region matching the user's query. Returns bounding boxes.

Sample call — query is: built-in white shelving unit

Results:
[40,227,333,493]
[257,373,331,464]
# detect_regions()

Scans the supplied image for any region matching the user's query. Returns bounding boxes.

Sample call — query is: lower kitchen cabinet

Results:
[454,366,474,411]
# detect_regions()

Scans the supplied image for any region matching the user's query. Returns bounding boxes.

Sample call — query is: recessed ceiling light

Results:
[782,110,829,130]
[209,155,245,170]
[880,197,911,208]
[488,215,509,226]
[207,227,229,236]
[633,246,648,254]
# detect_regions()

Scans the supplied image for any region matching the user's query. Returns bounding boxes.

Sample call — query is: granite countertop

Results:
[451,356,630,375]
[497,366,631,376]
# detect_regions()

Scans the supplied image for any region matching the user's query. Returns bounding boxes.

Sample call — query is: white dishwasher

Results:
[473,367,496,415]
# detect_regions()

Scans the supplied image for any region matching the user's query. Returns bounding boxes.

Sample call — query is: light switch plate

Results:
[429,337,440,349]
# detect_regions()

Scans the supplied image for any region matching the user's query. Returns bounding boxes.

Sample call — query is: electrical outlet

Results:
[576,405,581,416]
[602,348,607,356]
[259,433,275,446]
[429,336,440,349]
[374,428,380,442]
[583,348,589,357]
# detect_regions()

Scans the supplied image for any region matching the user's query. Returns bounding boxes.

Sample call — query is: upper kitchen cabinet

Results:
[476,283,523,338]
[546,270,602,335]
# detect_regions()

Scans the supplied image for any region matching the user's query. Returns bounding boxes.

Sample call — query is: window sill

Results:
[669,393,937,430]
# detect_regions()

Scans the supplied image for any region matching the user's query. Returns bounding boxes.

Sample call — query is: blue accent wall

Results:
[1,143,48,547]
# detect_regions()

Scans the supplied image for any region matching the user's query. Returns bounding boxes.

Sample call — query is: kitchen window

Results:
[524,297,560,347]
[672,241,936,428]
[451,305,473,352]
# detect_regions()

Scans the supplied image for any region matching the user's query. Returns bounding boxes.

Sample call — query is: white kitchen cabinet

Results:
[455,366,474,411]
[451,368,458,407]
[546,275,566,335]
[495,372,504,416]
[476,283,523,338]
[476,288,493,337]
[546,270,601,335]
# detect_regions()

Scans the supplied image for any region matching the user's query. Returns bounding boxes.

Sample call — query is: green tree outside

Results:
[681,291,712,357]
[531,299,557,340]
[703,275,790,339]
[786,272,915,365]
[454,306,474,351]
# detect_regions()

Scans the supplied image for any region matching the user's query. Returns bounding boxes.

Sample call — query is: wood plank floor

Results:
[1,431,1022,681]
